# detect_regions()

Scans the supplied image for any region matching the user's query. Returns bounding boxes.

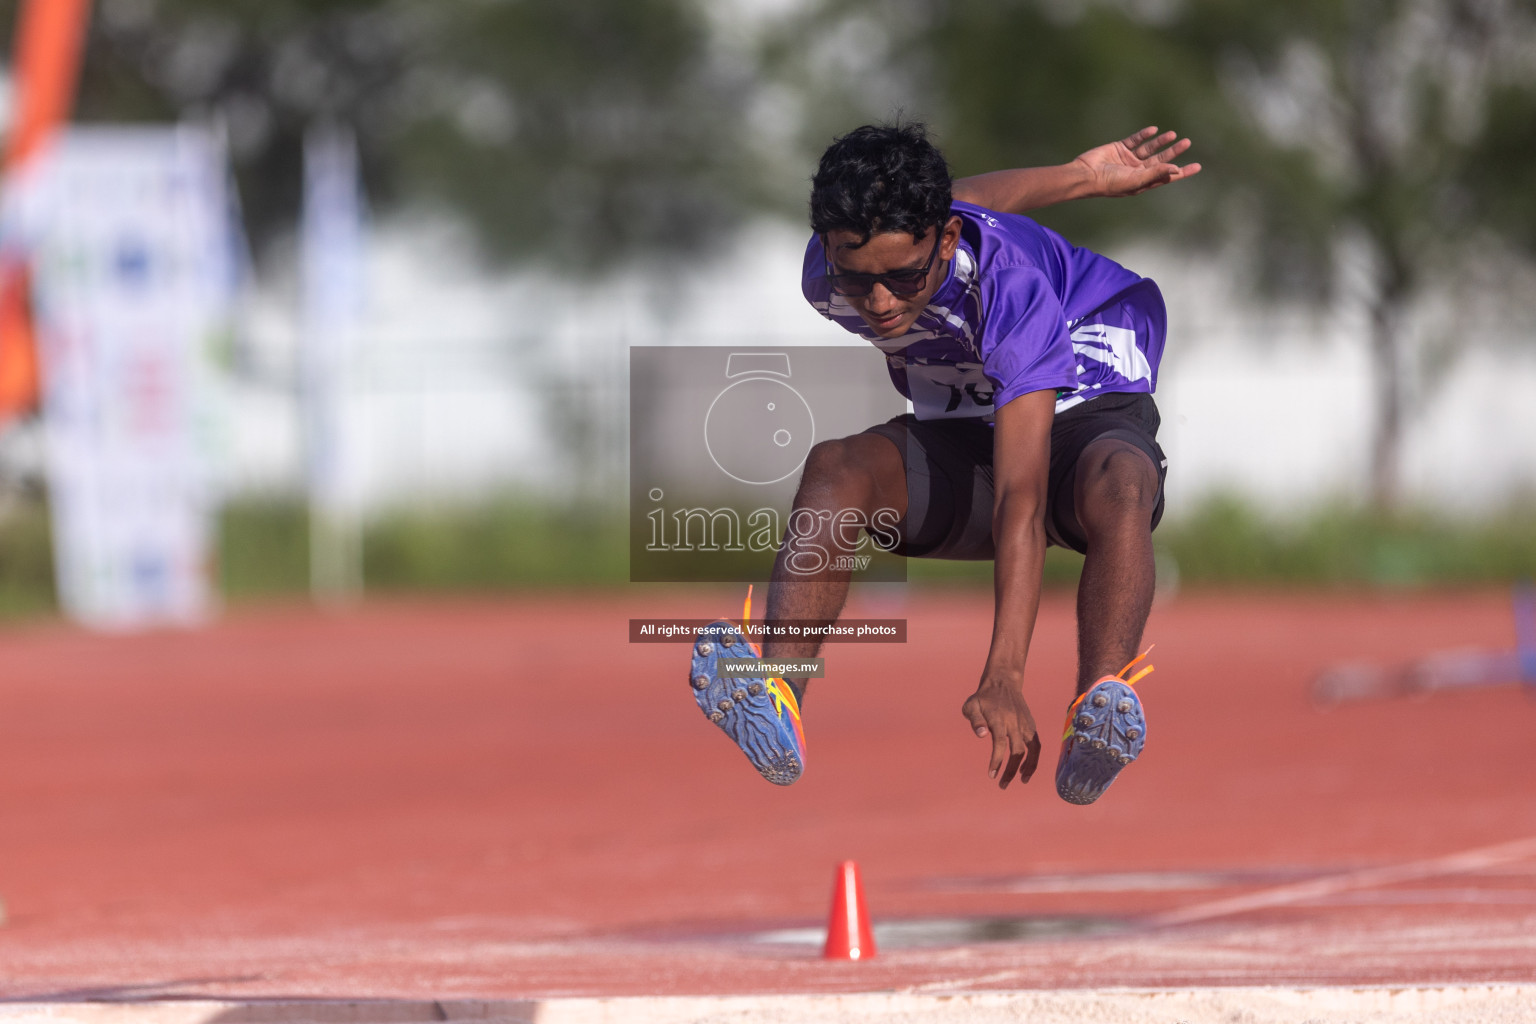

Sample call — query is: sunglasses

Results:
[823,228,943,298]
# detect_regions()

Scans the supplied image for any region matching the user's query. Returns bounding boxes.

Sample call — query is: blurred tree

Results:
[758,1,1217,255]
[393,0,757,270]
[7,0,1532,506]
[1166,0,1536,506]
[3,0,762,273]
[776,0,1536,507]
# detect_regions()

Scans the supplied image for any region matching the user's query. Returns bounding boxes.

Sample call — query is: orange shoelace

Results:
[1062,645,1155,740]
[738,585,804,740]
[742,584,759,657]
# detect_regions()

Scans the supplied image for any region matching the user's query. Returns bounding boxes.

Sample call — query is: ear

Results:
[939,215,963,260]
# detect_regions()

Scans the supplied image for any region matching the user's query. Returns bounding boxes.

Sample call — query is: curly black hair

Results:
[810,122,952,246]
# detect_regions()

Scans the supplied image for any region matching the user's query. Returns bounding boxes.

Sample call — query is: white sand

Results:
[5,988,1536,1024]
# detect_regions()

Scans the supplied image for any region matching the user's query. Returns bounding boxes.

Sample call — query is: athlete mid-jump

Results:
[688,124,1198,803]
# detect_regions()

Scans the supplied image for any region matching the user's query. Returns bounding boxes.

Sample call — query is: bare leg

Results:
[1072,438,1160,695]
[764,434,908,701]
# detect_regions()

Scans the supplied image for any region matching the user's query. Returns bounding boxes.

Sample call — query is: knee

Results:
[1077,443,1159,525]
[798,437,878,506]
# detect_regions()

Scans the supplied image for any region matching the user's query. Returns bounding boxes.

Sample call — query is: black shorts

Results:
[863,391,1167,558]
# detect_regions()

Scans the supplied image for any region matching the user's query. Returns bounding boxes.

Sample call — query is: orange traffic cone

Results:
[822,860,876,960]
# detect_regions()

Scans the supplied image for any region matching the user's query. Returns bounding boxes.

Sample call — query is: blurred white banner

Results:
[20,125,237,628]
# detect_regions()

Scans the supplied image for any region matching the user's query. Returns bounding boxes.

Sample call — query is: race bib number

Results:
[905,360,995,421]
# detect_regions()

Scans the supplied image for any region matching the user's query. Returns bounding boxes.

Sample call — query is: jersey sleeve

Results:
[979,265,1079,409]
[801,234,835,317]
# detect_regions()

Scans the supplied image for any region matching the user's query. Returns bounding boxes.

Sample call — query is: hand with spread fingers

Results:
[1073,126,1201,198]
[962,679,1043,790]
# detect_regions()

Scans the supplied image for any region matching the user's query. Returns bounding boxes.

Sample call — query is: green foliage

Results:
[1158,495,1536,588]
[49,0,760,271]
[33,0,1534,292]
[0,499,56,618]
[219,499,312,597]
[55,0,411,256]
[921,2,1222,249]
[782,0,1536,504]
[220,498,631,594]
[5,495,1536,622]
[392,0,754,269]
[1466,82,1536,253]
[210,495,1536,593]
[788,0,1536,294]
[909,495,1536,590]
[363,500,627,590]
[1171,0,1536,293]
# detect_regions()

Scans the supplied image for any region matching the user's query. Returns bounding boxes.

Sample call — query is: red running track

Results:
[0,588,1533,999]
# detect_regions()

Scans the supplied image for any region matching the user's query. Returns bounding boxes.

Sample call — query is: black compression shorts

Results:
[861,391,1167,558]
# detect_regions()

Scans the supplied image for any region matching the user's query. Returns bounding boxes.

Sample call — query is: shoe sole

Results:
[689,621,803,786]
[1056,678,1146,805]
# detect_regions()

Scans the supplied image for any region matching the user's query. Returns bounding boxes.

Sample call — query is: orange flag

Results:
[0,0,93,424]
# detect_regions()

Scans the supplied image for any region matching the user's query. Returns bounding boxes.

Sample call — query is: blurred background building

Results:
[0,0,1533,620]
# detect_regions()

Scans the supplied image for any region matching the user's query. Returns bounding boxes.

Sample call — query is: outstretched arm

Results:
[952,127,1201,215]
[960,388,1055,789]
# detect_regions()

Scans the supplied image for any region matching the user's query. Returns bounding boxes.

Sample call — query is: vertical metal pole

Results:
[301,123,366,603]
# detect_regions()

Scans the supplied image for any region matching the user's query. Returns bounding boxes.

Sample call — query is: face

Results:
[824,216,962,339]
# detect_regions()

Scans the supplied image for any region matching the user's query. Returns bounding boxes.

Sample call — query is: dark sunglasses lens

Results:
[883,271,928,295]
[831,272,926,297]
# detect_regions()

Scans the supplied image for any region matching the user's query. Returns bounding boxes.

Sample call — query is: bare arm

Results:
[952,127,1202,215]
[960,388,1056,789]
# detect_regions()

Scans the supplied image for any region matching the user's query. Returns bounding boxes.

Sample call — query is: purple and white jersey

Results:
[802,200,1166,420]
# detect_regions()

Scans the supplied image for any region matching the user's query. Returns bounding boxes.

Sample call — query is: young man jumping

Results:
[688,124,1199,804]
